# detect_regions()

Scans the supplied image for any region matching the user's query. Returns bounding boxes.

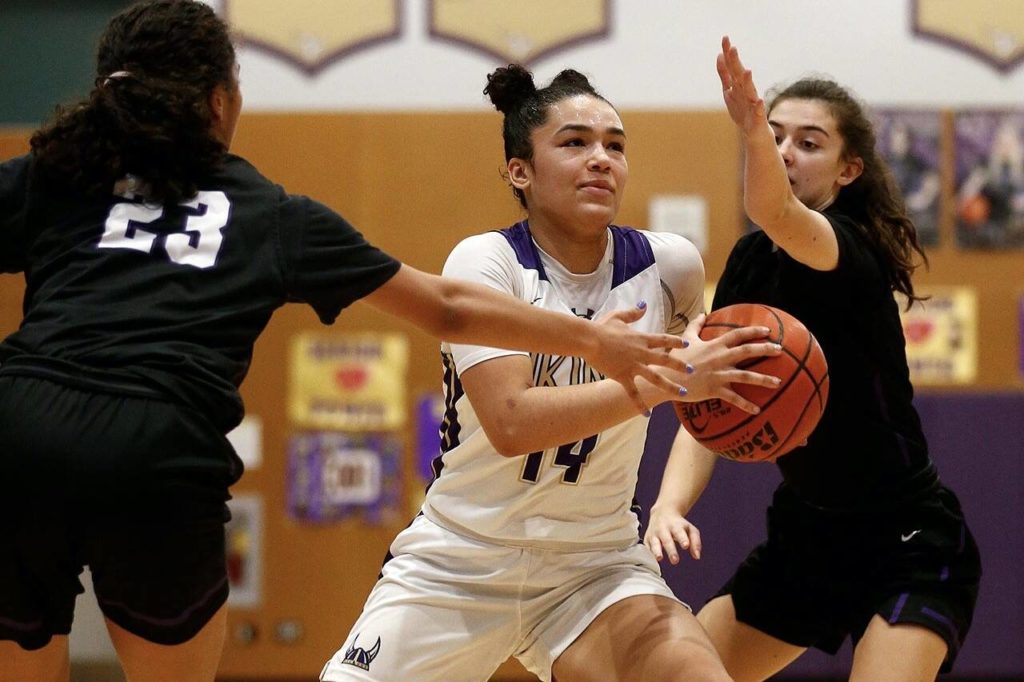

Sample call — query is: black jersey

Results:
[713,205,936,510]
[0,153,400,432]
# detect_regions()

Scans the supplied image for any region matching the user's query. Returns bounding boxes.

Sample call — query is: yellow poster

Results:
[899,287,978,385]
[289,332,408,430]
[226,0,400,74]
[430,0,608,64]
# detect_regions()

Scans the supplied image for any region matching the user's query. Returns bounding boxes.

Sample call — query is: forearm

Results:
[479,379,655,456]
[742,123,793,230]
[650,428,717,517]
[433,276,600,358]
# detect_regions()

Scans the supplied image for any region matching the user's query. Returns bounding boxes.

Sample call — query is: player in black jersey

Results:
[645,37,981,681]
[0,3,702,681]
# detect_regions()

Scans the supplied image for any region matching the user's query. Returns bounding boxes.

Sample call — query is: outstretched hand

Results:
[717,35,766,134]
[672,313,782,414]
[588,304,688,414]
[645,505,702,564]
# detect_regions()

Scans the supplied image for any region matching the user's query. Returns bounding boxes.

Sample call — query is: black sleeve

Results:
[279,194,401,324]
[822,210,888,292]
[711,234,755,311]
[0,155,31,274]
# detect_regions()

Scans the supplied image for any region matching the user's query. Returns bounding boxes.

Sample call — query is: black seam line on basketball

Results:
[693,339,824,441]
[693,362,810,440]
[772,388,821,456]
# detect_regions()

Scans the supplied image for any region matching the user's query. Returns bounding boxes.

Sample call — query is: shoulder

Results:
[821,207,887,282]
[641,230,702,265]
[0,154,32,196]
[444,230,517,274]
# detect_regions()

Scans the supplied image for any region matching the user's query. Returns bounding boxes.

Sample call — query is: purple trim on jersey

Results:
[497,222,656,288]
[429,351,464,488]
[921,606,959,648]
[889,592,909,623]
[498,221,548,281]
[609,226,656,289]
[97,576,227,626]
[0,615,43,631]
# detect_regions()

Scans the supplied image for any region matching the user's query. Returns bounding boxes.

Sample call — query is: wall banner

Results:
[289,332,408,431]
[899,286,978,385]
[287,431,402,525]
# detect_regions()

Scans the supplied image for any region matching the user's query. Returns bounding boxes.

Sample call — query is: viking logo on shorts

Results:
[341,633,381,671]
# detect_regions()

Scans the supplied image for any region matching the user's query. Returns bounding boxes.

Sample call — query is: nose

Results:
[778,138,795,166]
[588,143,611,171]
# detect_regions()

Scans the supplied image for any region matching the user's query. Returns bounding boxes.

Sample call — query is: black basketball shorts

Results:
[0,374,242,650]
[715,484,981,672]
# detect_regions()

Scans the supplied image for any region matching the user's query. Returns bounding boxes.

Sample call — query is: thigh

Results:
[553,595,729,682]
[697,595,805,682]
[320,517,524,682]
[526,542,698,682]
[0,636,70,682]
[105,606,227,682]
[850,615,945,682]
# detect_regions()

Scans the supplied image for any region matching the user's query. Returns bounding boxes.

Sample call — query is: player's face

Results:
[511,94,627,232]
[769,98,861,211]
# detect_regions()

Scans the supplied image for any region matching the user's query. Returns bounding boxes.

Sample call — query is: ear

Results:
[507,157,532,194]
[837,156,864,186]
[208,84,228,123]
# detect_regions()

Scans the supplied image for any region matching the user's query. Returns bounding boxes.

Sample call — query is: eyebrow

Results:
[769,120,830,137]
[556,123,627,138]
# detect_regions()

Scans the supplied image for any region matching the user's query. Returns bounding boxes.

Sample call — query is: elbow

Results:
[481,422,532,458]
[433,280,472,339]
[487,432,527,458]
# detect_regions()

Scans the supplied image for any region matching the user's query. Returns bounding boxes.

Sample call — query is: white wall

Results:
[206,0,1024,111]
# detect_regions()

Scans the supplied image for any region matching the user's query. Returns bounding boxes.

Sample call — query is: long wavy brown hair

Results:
[768,79,929,305]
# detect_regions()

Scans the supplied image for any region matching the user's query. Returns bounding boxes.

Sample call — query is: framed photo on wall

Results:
[954,110,1024,249]
[874,109,943,247]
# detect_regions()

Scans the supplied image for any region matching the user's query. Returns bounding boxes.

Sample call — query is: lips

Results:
[580,180,614,194]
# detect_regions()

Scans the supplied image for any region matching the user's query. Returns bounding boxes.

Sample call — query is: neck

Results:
[527,213,609,274]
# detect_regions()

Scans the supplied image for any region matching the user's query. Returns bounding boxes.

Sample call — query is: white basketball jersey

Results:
[424,222,704,550]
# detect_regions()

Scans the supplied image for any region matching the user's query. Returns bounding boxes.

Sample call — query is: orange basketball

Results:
[674,304,829,462]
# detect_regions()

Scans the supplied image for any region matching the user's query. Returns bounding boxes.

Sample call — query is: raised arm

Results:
[717,36,844,270]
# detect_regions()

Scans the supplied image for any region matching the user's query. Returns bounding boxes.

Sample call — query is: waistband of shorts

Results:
[776,462,942,517]
[0,355,169,401]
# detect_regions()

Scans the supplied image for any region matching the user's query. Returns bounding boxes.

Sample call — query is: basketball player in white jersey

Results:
[320,65,782,682]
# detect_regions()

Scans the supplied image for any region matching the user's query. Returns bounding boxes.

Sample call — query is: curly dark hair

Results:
[767,79,928,305]
[29,0,237,204]
[484,64,611,207]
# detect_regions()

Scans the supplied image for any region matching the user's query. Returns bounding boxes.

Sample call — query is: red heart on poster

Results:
[335,366,368,391]
[904,319,934,343]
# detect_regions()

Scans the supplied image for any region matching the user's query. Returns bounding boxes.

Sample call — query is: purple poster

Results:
[415,393,445,483]
[875,109,943,247]
[954,110,1024,249]
[287,431,402,524]
[1020,295,1024,378]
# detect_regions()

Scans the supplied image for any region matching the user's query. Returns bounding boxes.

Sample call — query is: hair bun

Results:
[484,64,537,113]
[549,69,592,90]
